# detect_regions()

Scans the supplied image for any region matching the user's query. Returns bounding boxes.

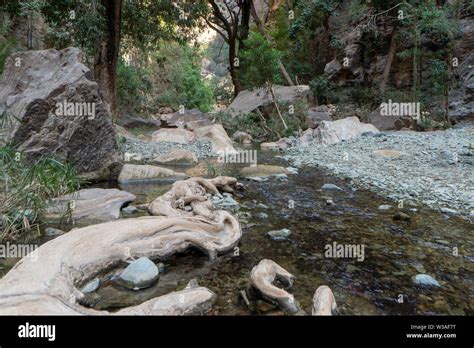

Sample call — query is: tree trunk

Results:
[380,22,398,92]
[238,0,251,50]
[94,0,122,117]
[228,37,242,97]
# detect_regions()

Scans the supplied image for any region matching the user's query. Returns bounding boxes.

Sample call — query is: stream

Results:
[1,151,473,315]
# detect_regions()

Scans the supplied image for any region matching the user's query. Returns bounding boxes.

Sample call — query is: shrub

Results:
[0,146,85,241]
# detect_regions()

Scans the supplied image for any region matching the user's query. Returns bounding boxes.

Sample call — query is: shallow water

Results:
[1,153,473,315]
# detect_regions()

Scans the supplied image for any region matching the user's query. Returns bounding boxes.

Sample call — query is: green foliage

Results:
[309,76,335,105]
[116,59,153,115]
[0,16,16,75]
[154,43,214,112]
[0,146,85,241]
[215,100,306,142]
[238,32,283,89]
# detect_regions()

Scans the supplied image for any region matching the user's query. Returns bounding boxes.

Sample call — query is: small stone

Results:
[440,207,458,216]
[185,278,199,289]
[413,274,440,287]
[81,278,100,293]
[267,228,291,241]
[470,211,474,218]
[286,167,298,174]
[157,263,165,273]
[393,212,411,221]
[257,212,269,219]
[122,205,138,214]
[117,257,159,290]
[44,227,65,237]
[326,199,335,206]
[378,204,392,211]
[247,176,267,182]
[321,183,342,191]
[257,203,269,209]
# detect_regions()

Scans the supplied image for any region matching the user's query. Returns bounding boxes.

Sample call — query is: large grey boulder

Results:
[0,47,121,181]
[118,164,188,183]
[227,85,310,116]
[309,117,379,145]
[367,107,414,131]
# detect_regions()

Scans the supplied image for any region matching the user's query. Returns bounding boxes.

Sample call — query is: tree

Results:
[204,0,244,97]
[94,0,122,114]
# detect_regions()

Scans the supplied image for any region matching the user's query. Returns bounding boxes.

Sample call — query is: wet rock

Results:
[122,205,138,214]
[321,183,342,191]
[440,207,459,216]
[393,212,411,221]
[157,263,165,273]
[413,274,441,287]
[117,257,159,290]
[81,278,100,293]
[267,228,291,241]
[44,227,65,237]
[378,204,392,211]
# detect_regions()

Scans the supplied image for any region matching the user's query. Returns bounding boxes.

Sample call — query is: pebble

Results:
[117,257,159,290]
[440,207,458,216]
[413,274,441,287]
[44,227,65,237]
[122,205,138,214]
[393,212,411,221]
[81,278,100,293]
[378,204,392,211]
[321,183,343,191]
[267,228,291,241]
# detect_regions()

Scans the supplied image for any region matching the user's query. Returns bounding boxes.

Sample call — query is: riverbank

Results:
[284,125,474,219]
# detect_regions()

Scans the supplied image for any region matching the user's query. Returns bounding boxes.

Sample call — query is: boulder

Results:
[148,149,198,165]
[305,107,333,129]
[312,117,379,145]
[0,47,120,181]
[151,128,195,144]
[227,85,310,116]
[164,109,211,129]
[193,124,236,153]
[267,228,291,241]
[260,138,289,150]
[44,188,135,224]
[118,164,188,183]
[367,107,414,131]
[232,131,253,144]
[118,115,161,130]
